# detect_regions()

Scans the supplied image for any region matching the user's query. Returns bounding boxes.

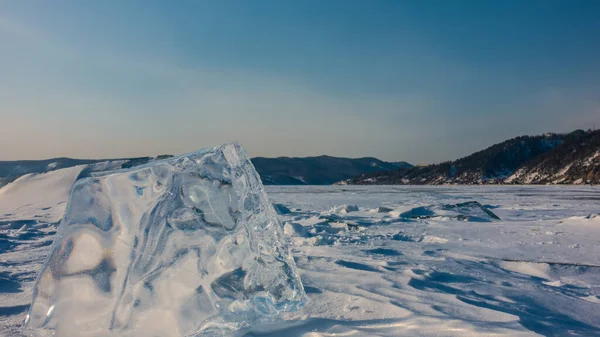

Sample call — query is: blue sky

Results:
[1,1,599,163]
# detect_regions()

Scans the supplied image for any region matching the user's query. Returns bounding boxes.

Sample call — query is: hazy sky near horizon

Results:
[1,1,599,164]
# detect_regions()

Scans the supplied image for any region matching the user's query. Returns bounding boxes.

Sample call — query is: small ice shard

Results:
[375,206,393,213]
[24,143,306,337]
[326,204,359,214]
[272,203,292,215]
[400,201,500,222]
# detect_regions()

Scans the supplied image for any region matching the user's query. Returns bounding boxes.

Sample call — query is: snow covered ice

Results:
[399,201,500,222]
[22,143,306,337]
[2,171,600,336]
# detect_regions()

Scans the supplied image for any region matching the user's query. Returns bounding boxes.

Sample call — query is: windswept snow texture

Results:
[248,186,600,337]
[2,180,600,336]
[22,143,305,337]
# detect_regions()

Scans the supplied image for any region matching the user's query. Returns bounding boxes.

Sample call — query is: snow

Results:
[293,176,307,184]
[0,165,86,223]
[504,170,520,183]
[2,175,600,336]
[324,204,359,214]
[500,261,551,280]
[584,150,600,166]
[551,163,573,183]
[561,213,600,226]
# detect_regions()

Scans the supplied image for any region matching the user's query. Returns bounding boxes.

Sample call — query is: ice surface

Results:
[23,143,305,337]
[400,201,500,222]
[5,178,600,336]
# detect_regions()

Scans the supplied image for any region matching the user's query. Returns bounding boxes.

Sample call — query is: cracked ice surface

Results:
[23,143,306,337]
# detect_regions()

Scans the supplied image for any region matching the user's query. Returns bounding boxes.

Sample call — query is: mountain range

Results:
[252,156,411,185]
[1,129,598,187]
[0,154,410,187]
[342,129,600,185]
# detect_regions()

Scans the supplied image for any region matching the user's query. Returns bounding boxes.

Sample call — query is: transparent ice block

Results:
[24,143,306,336]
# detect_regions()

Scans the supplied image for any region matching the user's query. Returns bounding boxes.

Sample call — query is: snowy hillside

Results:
[506,130,600,184]
[0,158,100,187]
[1,166,600,336]
[0,156,172,188]
[346,130,600,185]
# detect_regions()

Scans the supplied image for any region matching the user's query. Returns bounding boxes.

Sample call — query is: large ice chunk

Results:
[24,143,306,337]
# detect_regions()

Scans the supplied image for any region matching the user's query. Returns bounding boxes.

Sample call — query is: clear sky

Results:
[1,1,599,164]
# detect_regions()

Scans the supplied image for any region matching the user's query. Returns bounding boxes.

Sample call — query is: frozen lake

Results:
[2,182,600,336]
